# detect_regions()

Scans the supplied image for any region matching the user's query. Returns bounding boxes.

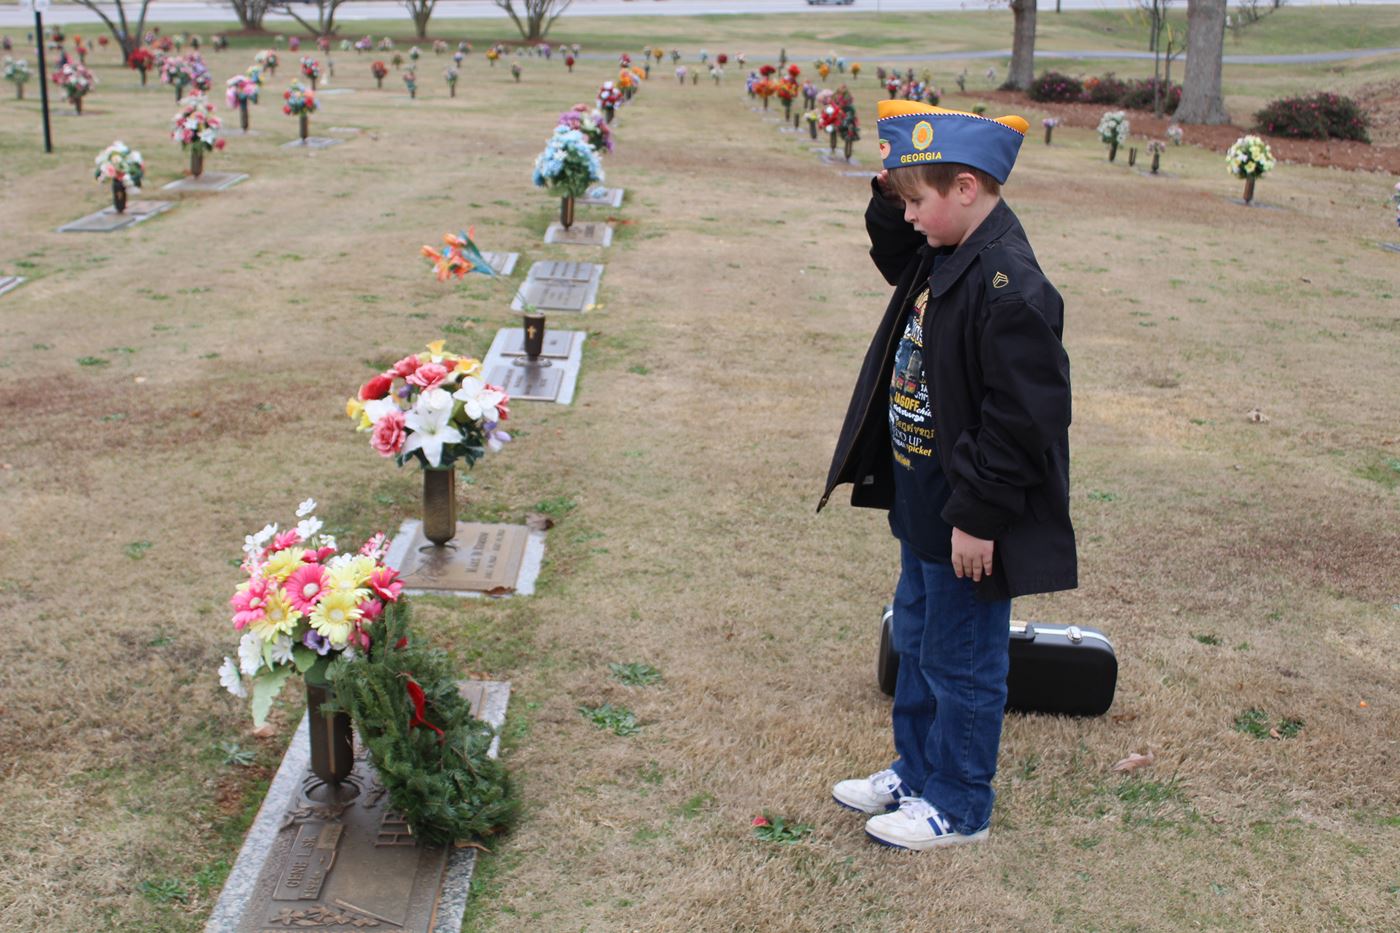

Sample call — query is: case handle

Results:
[1009,620,1036,642]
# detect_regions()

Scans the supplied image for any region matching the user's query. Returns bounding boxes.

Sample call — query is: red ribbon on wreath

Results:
[405,677,444,737]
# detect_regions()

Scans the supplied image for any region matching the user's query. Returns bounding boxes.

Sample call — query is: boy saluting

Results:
[819,101,1077,850]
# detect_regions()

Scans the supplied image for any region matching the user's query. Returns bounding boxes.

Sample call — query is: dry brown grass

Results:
[0,21,1398,933]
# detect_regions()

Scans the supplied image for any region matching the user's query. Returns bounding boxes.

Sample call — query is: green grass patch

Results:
[579,703,640,736]
[609,661,662,686]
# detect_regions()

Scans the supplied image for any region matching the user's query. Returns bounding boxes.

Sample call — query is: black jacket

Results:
[819,185,1077,601]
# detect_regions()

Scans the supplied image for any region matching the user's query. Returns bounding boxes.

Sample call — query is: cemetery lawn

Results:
[0,10,1398,932]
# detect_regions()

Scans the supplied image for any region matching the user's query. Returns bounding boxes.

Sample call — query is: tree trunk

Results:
[1176,0,1230,125]
[1008,0,1036,91]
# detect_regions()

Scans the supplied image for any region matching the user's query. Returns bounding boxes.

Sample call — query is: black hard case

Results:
[878,606,1117,717]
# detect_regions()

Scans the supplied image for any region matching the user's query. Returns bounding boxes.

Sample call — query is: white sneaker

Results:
[864,797,990,850]
[832,768,916,814]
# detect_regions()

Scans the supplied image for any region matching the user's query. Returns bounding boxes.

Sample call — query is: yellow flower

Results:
[328,555,375,596]
[425,339,446,359]
[454,357,482,378]
[346,397,363,420]
[251,589,302,642]
[263,548,306,582]
[310,590,362,648]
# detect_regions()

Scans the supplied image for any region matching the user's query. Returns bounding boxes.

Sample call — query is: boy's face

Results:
[899,174,981,248]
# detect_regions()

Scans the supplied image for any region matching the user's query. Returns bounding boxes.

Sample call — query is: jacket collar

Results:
[928,199,1016,298]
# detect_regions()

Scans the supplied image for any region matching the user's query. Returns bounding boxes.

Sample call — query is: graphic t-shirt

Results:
[888,280,953,560]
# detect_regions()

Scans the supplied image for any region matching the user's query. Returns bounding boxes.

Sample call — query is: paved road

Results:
[5,0,1400,29]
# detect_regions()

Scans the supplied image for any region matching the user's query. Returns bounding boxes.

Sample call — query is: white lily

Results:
[238,631,264,677]
[403,388,462,467]
[452,377,506,423]
[296,497,317,517]
[296,516,323,540]
[219,657,247,697]
[362,396,402,423]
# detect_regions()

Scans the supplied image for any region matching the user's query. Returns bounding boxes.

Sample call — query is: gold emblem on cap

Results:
[911,120,934,151]
[992,272,1010,289]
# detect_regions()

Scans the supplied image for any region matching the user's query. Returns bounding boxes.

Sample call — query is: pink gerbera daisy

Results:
[368,567,403,603]
[230,576,273,629]
[285,563,329,613]
[270,529,303,552]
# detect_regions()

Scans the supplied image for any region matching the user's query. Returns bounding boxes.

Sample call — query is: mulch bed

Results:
[976,88,1400,175]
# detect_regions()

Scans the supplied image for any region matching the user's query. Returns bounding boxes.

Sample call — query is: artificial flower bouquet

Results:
[3,56,29,98]
[226,73,258,107]
[346,340,511,471]
[371,59,388,87]
[52,61,95,110]
[558,103,614,154]
[1225,134,1276,180]
[254,49,278,74]
[404,69,417,97]
[532,125,605,198]
[444,65,458,95]
[283,81,317,116]
[596,80,622,113]
[300,56,321,86]
[94,140,143,188]
[219,500,403,726]
[421,229,497,282]
[1097,110,1130,148]
[171,95,224,151]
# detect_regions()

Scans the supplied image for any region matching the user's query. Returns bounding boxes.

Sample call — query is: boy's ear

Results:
[956,171,981,204]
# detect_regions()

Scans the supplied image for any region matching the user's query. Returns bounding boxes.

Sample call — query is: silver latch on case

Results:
[1066,626,1083,644]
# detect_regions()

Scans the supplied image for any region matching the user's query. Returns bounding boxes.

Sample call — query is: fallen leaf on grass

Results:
[250,723,278,739]
[1111,751,1155,774]
[525,512,554,531]
[1246,408,1270,423]
[1110,712,1139,724]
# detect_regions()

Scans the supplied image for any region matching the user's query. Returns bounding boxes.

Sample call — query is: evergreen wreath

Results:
[326,602,516,846]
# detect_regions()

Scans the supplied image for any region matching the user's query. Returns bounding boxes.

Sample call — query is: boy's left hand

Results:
[951,528,994,582]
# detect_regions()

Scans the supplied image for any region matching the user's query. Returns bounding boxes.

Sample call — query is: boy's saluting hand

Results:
[951,527,994,582]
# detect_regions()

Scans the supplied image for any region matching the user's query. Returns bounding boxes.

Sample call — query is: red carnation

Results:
[359,373,393,400]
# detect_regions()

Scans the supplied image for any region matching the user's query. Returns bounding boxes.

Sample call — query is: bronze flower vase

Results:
[239,97,249,131]
[1128,146,1137,167]
[376,75,383,88]
[782,98,791,119]
[560,194,575,230]
[299,112,309,142]
[828,129,837,152]
[762,95,768,110]
[139,66,147,86]
[310,75,317,90]
[603,104,614,123]
[808,120,816,140]
[422,467,457,546]
[112,179,126,213]
[73,95,83,115]
[14,82,22,100]
[449,83,456,97]
[1044,125,1053,145]
[1108,140,1118,162]
[843,136,854,161]
[1243,177,1256,205]
[190,146,203,178]
[1151,152,1161,174]
[306,683,354,790]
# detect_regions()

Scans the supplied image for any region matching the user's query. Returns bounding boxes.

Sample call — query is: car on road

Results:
[807,0,856,5]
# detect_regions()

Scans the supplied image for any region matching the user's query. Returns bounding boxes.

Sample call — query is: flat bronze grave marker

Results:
[578,186,624,208]
[328,126,363,134]
[0,276,27,297]
[543,222,613,247]
[842,171,876,179]
[486,361,566,402]
[820,152,860,167]
[281,137,344,150]
[497,328,577,359]
[479,251,519,276]
[392,522,532,596]
[162,171,249,193]
[58,200,174,233]
[223,128,260,137]
[1381,242,1400,254]
[527,260,597,283]
[514,280,592,313]
[207,681,511,933]
[319,87,355,95]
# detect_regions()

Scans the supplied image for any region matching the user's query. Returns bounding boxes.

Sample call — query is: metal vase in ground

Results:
[306,683,354,787]
[190,146,203,178]
[112,179,126,213]
[422,467,457,545]
[560,195,575,231]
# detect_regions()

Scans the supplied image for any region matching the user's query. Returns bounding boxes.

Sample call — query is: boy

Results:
[818,100,1077,850]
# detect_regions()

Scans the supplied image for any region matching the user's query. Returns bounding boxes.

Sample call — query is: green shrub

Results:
[1254,93,1370,143]
[1028,71,1083,103]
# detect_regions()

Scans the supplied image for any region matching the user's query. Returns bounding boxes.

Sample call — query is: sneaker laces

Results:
[897,796,952,833]
[869,769,901,793]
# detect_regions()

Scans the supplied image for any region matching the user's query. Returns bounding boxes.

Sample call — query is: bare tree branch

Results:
[73,1,152,58]
[493,0,573,42]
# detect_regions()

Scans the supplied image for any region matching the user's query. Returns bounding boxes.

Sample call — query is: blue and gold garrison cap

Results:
[876,99,1030,183]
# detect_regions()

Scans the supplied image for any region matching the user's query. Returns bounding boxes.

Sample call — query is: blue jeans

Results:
[890,542,1012,835]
